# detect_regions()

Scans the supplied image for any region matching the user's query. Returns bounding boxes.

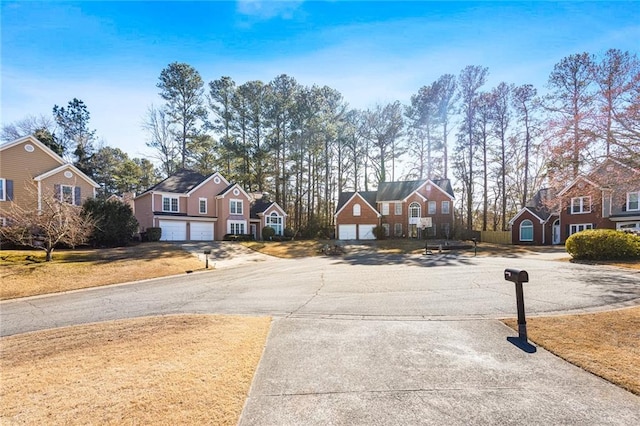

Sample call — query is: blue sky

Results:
[2,1,639,160]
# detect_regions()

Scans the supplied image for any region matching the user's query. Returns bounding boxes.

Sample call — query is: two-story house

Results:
[133,169,287,241]
[558,158,640,240]
[334,179,455,240]
[0,135,99,224]
[509,158,640,245]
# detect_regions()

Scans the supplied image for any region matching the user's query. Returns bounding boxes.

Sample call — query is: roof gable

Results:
[334,191,380,217]
[217,182,251,200]
[250,200,288,218]
[188,172,230,195]
[0,135,65,165]
[34,163,100,188]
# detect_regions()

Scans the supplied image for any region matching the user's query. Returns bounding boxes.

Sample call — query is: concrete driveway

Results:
[1,248,639,424]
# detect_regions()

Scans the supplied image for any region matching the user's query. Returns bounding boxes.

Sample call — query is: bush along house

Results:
[133,169,287,241]
[334,179,455,240]
[509,157,640,245]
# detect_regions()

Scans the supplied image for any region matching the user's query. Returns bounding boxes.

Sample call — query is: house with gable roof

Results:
[509,157,640,245]
[0,135,99,225]
[334,178,455,240]
[133,169,287,241]
[509,188,559,245]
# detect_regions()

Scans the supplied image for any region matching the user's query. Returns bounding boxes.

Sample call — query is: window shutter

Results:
[6,180,13,201]
[54,184,61,200]
[74,187,81,205]
[566,206,571,214]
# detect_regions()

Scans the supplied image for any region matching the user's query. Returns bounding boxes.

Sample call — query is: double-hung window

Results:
[0,178,5,201]
[571,196,591,214]
[230,199,243,215]
[441,201,450,214]
[627,192,639,211]
[394,223,402,236]
[199,198,207,214]
[61,185,74,204]
[382,203,389,215]
[428,201,437,215]
[395,203,402,215]
[162,196,179,212]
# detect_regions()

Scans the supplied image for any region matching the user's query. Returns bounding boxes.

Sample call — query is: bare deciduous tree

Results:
[0,185,94,261]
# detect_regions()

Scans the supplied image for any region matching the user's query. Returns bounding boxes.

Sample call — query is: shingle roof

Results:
[250,199,274,219]
[524,188,557,221]
[335,191,378,214]
[376,180,423,201]
[144,169,209,194]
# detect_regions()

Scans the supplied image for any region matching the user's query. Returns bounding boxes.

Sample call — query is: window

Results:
[229,221,246,235]
[395,203,402,215]
[571,196,591,214]
[0,178,5,201]
[428,201,436,215]
[230,199,243,215]
[61,185,74,204]
[353,203,361,216]
[266,212,283,235]
[627,192,640,211]
[442,201,450,215]
[409,202,421,218]
[382,223,390,237]
[520,219,534,241]
[394,223,402,237]
[382,203,389,215]
[162,196,179,212]
[199,198,207,214]
[570,223,593,235]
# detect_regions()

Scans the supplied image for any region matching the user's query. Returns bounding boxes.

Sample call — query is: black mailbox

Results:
[504,268,528,283]
[203,249,211,255]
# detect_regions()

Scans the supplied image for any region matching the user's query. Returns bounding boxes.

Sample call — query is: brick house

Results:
[134,169,287,241]
[509,158,640,245]
[334,179,455,240]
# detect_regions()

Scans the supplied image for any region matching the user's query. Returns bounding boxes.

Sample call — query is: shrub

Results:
[262,226,276,240]
[82,198,139,247]
[372,225,386,240]
[565,229,640,260]
[284,227,295,238]
[146,227,162,242]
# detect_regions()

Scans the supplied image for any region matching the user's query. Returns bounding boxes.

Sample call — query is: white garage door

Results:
[159,220,187,241]
[338,224,356,240]
[191,222,214,241]
[359,224,376,240]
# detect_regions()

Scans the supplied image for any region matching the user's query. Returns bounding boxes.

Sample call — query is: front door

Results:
[552,220,561,244]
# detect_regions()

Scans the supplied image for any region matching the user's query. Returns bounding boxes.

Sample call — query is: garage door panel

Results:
[159,220,187,241]
[359,224,376,240]
[338,224,356,240]
[191,222,214,241]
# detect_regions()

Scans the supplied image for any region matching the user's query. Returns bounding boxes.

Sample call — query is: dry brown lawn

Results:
[503,306,640,395]
[0,243,205,300]
[0,315,271,425]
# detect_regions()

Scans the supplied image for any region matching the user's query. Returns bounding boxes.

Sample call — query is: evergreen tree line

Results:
[3,49,638,237]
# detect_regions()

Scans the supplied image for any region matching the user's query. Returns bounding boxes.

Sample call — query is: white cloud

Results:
[235,0,304,21]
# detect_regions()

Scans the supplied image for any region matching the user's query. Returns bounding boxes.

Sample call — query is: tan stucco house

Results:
[133,169,287,241]
[0,135,99,224]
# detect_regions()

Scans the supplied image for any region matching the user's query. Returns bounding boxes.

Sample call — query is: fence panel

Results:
[481,230,512,245]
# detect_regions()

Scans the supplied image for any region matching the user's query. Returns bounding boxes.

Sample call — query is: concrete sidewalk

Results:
[240,318,640,425]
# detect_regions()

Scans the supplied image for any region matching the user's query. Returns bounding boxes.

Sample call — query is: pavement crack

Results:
[287,273,326,318]
[258,386,535,398]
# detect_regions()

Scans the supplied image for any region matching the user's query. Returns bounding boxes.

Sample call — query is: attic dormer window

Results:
[24,144,34,152]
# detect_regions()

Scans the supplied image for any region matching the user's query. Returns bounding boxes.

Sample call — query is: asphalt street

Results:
[1,247,639,424]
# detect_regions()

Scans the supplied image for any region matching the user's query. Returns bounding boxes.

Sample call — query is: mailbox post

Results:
[204,249,211,269]
[504,268,529,341]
